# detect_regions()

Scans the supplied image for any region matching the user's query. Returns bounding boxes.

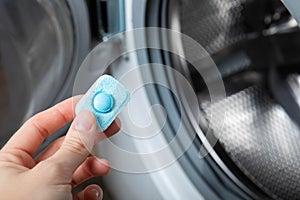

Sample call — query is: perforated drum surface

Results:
[180,0,247,54]
[179,0,300,199]
[203,87,300,200]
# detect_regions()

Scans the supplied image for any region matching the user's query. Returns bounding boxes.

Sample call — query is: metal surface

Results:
[179,0,300,199]
[180,0,247,55]
[204,86,300,200]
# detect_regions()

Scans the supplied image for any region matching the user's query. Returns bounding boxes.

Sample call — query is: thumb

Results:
[50,110,98,175]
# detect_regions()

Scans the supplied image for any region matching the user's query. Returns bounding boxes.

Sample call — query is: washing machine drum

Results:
[179,0,300,199]
[0,0,90,146]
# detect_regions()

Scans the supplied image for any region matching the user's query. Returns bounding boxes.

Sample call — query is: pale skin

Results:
[0,96,120,200]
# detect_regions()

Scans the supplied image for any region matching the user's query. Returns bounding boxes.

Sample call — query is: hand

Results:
[0,96,120,200]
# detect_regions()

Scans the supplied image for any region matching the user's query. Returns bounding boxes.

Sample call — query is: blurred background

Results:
[1,0,300,199]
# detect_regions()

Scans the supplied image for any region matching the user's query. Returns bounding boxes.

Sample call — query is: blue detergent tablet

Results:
[92,92,114,113]
[75,75,130,131]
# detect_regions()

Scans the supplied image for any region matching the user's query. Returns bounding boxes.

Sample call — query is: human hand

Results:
[0,96,120,200]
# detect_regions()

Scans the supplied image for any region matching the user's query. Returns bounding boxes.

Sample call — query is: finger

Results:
[34,137,65,163]
[34,119,120,163]
[76,184,103,200]
[49,111,99,177]
[72,157,110,185]
[2,95,82,156]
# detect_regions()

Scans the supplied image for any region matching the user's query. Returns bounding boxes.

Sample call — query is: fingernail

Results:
[97,158,110,167]
[115,118,122,128]
[89,188,103,200]
[74,111,93,132]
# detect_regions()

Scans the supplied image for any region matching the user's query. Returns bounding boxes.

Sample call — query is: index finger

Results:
[2,96,82,156]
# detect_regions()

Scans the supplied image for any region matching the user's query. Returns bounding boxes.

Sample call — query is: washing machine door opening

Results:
[139,0,300,199]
